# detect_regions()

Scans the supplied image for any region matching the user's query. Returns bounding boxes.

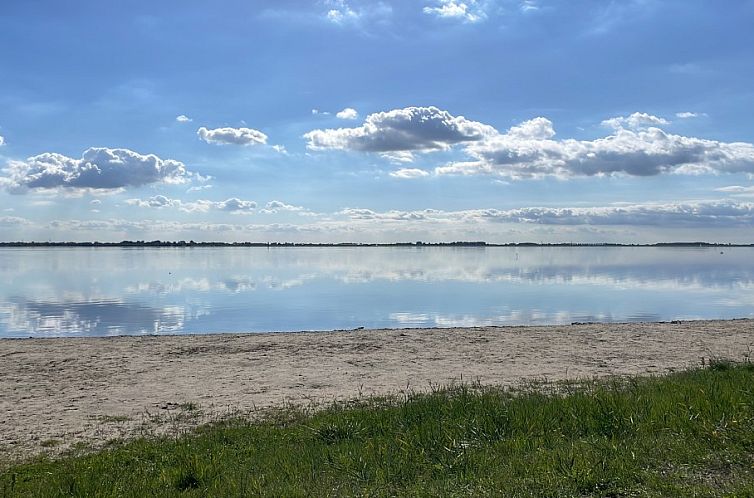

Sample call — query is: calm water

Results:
[0,246,751,338]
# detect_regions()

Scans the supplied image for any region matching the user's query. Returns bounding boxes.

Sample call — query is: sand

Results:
[2,319,753,463]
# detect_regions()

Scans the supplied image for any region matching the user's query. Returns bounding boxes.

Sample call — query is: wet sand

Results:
[1,319,753,462]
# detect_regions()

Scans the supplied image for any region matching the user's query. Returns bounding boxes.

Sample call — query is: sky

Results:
[1,0,754,243]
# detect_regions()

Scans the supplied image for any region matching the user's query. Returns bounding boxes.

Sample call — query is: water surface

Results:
[0,246,751,337]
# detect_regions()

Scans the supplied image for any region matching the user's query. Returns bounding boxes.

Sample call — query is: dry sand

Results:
[2,319,753,463]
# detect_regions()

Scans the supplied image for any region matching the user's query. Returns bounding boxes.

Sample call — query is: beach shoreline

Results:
[2,319,753,462]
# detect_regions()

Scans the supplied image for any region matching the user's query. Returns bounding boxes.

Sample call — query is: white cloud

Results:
[327,7,358,24]
[127,196,257,214]
[325,0,358,24]
[380,151,416,163]
[304,106,495,153]
[176,115,192,123]
[217,198,257,213]
[601,112,669,130]
[197,126,268,146]
[260,200,318,216]
[423,0,485,22]
[1,148,192,194]
[339,207,442,222]
[271,144,288,154]
[389,168,431,179]
[336,107,359,120]
[323,0,392,27]
[436,116,754,179]
[675,112,707,119]
[0,135,5,146]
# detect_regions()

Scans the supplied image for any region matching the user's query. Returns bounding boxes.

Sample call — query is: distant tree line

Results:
[0,241,750,248]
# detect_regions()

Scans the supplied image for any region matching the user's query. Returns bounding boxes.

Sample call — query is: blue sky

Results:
[1,0,754,243]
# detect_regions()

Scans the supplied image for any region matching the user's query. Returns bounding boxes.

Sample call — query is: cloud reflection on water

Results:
[0,297,200,337]
[1,247,752,336]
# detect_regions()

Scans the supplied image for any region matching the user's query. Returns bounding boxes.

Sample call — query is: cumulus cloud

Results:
[0,135,5,146]
[423,0,485,22]
[389,168,431,178]
[305,107,754,179]
[127,196,257,214]
[1,148,192,194]
[217,198,257,212]
[304,106,495,153]
[601,112,669,130]
[336,107,359,120]
[176,115,192,123]
[197,126,267,146]
[259,200,316,216]
[436,116,754,179]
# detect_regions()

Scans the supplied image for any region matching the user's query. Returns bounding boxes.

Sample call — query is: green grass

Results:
[3,363,754,497]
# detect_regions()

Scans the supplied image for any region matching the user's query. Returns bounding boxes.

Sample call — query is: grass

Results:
[3,362,754,497]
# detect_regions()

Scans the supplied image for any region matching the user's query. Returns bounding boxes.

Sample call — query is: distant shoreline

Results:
[1,241,752,248]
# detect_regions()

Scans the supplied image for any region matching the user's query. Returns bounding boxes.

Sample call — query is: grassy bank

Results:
[3,362,754,497]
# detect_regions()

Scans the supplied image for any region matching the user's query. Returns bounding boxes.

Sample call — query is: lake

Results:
[0,246,751,337]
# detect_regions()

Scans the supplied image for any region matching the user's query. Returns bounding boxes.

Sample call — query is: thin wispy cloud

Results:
[716,185,754,196]
[675,112,707,119]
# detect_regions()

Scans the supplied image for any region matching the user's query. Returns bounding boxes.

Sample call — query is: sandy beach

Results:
[2,319,753,462]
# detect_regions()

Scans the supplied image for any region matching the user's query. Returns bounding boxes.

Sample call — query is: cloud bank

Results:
[442,117,754,179]
[338,200,754,228]
[305,107,754,179]
[1,148,192,193]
